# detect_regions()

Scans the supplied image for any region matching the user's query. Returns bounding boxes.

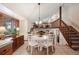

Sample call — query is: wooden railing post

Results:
[59,6,62,28]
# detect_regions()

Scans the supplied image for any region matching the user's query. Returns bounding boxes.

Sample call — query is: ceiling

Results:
[2,3,63,22]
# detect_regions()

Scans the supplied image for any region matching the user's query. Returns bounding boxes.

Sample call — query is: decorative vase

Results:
[12,33,17,38]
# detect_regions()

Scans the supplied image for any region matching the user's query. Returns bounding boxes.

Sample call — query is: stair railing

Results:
[59,20,72,46]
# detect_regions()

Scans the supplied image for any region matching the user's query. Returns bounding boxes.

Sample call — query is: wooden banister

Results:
[59,19,72,46]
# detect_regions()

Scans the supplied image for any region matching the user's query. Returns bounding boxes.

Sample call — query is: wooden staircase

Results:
[68,26,79,50]
[60,24,79,51]
[51,19,79,50]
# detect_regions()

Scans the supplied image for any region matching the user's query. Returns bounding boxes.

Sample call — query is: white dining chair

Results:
[43,35,55,55]
[27,34,38,54]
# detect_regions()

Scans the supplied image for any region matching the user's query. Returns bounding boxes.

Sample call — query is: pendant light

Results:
[35,3,42,25]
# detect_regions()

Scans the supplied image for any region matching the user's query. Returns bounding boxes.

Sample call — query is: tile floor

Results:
[12,41,79,55]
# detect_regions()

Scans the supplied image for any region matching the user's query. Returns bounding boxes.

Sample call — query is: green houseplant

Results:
[11,28,17,38]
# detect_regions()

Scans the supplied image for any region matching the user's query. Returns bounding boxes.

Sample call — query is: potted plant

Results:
[11,28,17,38]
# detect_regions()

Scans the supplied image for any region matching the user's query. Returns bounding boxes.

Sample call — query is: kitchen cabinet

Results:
[0,44,13,55]
[12,35,24,52]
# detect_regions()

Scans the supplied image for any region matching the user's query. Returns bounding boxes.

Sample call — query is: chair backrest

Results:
[48,33,54,40]
[28,34,32,40]
[46,34,55,46]
[28,34,35,43]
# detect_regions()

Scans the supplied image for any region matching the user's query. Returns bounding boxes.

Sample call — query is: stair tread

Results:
[69,31,77,33]
[70,39,79,41]
[69,36,79,38]
[70,37,79,39]
[69,34,79,36]
[71,45,79,47]
[69,35,79,37]
[72,41,79,43]
[69,34,79,37]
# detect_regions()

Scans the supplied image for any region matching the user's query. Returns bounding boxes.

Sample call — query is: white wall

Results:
[19,19,28,40]
[54,29,67,45]
[19,18,34,40]
[59,30,68,45]
[27,20,33,32]
[62,3,79,32]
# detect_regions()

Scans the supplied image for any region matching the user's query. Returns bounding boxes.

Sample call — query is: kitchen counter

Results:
[0,37,13,48]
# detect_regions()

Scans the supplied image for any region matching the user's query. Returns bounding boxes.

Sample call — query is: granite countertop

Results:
[0,37,13,48]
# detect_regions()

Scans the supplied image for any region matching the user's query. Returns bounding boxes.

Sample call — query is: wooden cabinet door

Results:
[20,36,24,45]
[0,44,13,55]
[12,38,17,51]
[17,36,24,48]
[17,37,21,48]
[12,35,24,52]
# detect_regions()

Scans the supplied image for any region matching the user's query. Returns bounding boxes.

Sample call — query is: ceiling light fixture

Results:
[35,3,42,25]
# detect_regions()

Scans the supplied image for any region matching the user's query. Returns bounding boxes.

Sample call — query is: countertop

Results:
[0,37,13,48]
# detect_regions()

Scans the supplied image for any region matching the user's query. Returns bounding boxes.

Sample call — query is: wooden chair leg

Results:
[31,46,32,54]
[51,46,54,53]
[28,45,29,50]
[38,46,39,51]
[47,47,48,55]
